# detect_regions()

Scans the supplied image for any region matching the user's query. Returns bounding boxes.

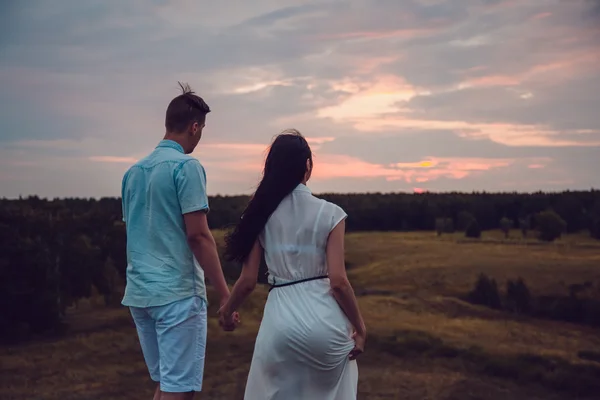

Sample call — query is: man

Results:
[121,83,236,400]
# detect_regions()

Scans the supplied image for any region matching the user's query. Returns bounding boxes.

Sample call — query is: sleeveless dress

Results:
[244,183,358,400]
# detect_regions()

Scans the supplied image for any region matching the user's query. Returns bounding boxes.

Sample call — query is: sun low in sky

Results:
[1,0,599,198]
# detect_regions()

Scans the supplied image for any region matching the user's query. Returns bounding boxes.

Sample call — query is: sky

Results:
[1,0,599,198]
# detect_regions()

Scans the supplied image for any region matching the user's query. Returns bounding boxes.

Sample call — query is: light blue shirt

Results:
[121,139,209,308]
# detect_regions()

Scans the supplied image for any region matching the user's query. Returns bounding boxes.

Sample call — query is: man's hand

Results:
[218,305,240,331]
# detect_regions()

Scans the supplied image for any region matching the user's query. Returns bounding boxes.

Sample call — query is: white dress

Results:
[244,184,358,400]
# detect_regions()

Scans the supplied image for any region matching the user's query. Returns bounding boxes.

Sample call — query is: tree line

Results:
[1,190,599,342]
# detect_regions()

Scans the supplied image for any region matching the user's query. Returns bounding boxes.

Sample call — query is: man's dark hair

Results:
[165,82,211,133]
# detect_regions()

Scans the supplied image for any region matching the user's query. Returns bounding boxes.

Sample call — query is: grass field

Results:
[2,231,600,400]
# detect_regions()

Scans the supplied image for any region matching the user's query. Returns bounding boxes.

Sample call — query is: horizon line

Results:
[2,187,599,201]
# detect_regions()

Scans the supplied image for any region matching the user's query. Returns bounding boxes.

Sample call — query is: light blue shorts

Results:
[129,296,207,393]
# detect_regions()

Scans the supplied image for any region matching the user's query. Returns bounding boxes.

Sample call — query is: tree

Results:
[591,216,600,240]
[519,216,531,238]
[465,219,482,238]
[435,218,445,236]
[500,217,513,239]
[457,211,476,231]
[467,273,502,309]
[100,257,122,307]
[443,218,455,233]
[3,189,600,342]
[505,278,531,314]
[535,210,567,242]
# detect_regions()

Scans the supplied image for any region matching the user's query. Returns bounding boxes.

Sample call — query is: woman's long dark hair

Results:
[224,129,313,263]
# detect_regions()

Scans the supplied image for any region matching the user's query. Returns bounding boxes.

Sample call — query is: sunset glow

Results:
[0,0,598,197]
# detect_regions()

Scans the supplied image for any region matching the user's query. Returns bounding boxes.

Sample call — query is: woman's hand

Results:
[218,306,240,332]
[349,330,366,360]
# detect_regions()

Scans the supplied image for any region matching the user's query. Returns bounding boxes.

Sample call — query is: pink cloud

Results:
[451,45,600,93]
[312,154,399,180]
[314,82,600,146]
[463,75,521,88]
[196,142,265,155]
[398,157,514,172]
[89,156,138,163]
[316,28,436,41]
[462,66,488,73]
[12,139,95,150]
[531,12,552,20]
[310,77,598,147]
[317,75,424,121]
[352,56,401,75]
[312,154,516,184]
[306,137,336,145]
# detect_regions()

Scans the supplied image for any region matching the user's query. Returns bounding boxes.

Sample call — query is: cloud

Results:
[90,156,138,164]
[310,154,542,186]
[0,0,599,198]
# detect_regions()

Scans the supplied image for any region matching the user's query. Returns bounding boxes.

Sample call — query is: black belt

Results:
[268,275,329,292]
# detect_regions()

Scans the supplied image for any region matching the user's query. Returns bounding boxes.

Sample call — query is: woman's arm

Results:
[327,219,367,359]
[219,239,262,322]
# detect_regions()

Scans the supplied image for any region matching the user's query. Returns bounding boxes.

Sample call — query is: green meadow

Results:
[2,231,600,400]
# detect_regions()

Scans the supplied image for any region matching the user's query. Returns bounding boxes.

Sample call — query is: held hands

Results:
[349,330,366,360]
[218,298,240,332]
[218,309,240,331]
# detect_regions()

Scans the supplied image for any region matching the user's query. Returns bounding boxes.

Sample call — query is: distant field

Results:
[2,231,600,400]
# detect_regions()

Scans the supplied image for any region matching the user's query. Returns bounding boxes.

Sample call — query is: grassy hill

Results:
[1,231,600,399]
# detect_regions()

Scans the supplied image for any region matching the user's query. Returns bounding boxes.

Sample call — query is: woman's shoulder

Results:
[312,197,346,217]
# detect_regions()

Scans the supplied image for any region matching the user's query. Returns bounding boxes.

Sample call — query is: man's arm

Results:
[121,169,129,223]
[175,159,230,305]
[220,239,262,317]
[183,211,230,303]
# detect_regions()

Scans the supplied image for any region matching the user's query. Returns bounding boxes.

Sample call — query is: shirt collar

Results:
[293,183,312,194]
[156,139,184,153]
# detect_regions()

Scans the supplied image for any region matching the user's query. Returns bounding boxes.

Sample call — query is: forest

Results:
[1,189,600,342]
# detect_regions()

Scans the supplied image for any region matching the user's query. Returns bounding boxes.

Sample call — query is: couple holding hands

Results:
[121,83,366,400]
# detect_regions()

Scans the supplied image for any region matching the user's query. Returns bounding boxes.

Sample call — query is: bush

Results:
[535,210,566,242]
[467,275,600,328]
[578,350,600,363]
[499,217,513,239]
[467,273,502,309]
[505,278,531,314]
[465,219,482,238]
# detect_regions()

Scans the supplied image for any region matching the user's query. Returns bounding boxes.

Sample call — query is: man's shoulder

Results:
[133,149,196,170]
[174,155,205,174]
[178,153,201,164]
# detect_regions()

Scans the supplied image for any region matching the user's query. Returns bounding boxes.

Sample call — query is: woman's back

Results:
[220,131,363,399]
[260,184,347,283]
[247,184,357,399]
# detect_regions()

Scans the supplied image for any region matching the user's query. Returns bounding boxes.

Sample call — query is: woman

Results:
[219,129,367,400]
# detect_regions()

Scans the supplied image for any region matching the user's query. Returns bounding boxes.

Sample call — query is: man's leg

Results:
[160,391,194,400]
[153,384,161,400]
[154,296,208,398]
[130,307,162,393]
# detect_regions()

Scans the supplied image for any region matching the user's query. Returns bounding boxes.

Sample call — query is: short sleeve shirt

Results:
[121,140,209,307]
[259,184,347,283]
